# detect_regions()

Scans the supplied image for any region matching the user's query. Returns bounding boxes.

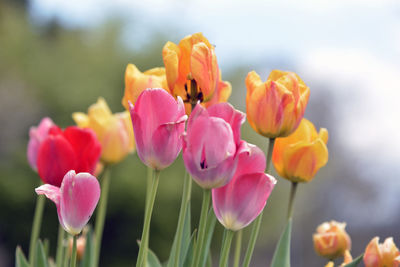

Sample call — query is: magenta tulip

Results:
[182,103,247,189]
[35,170,100,235]
[129,88,187,170]
[27,117,55,171]
[212,143,277,231]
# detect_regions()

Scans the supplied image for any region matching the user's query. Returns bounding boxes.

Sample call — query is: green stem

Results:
[29,194,45,264]
[191,189,211,267]
[136,170,160,267]
[63,242,69,267]
[55,224,66,267]
[173,171,192,267]
[233,229,242,267]
[219,229,235,267]
[242,138,275,267]
[146,167,153,209]
[70,235,77,267]
[287,182,298,219]
[93,166,111,267]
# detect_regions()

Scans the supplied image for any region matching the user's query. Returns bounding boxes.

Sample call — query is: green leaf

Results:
[42,239,50,259]
[183,230,197,267]
[80,227,94,267]
[343,254,364,267]
[136,240,162,267]
[270,218,292,267]
[167,204,192,267]
[198,208,217,267]
[15,246,30,267]
[34,240,48,267]
[205,251,212,267]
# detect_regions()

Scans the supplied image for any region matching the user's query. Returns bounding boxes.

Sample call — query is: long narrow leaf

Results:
[343,254,364,267]
[80,227,94,267]
[270,218,292,267]
[183,230,197,267]
[15,246,30,267]
[137,240,162,267]
[34,240,48,267]
[198,208,217,267]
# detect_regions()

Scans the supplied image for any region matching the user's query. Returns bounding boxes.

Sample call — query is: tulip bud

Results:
[246,70,310,138]
[182,103,247,189]
[272,118,328,183]
[37,126,101,187]
[122,64,169,109]
[73,97,135,164]
[364,237,400,267]
[129,88,187,170]
[35,170,101,235]
[27,117,55,171]
[212,143,276,231]
[313,221,351,260]
[162,33,219,108]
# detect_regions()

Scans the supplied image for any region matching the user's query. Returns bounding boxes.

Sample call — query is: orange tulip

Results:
[364,237,400,267]
[121,64,169,109]
[272,118,328,183]
[162,32,219,106]
[313,221,351,260]
[246,70,310,138]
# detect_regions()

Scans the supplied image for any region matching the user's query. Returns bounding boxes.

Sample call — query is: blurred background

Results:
[1,0,400,266]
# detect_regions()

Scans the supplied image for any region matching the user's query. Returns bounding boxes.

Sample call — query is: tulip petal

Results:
[235,143,266,177]
[59,171,100,235]
[364,237,382,267]
[37,135,77,186]
[162,42,181,92]
[35,184,61,206]
[212,172,276,231]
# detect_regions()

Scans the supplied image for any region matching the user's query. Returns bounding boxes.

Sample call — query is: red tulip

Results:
[37,126,101,186]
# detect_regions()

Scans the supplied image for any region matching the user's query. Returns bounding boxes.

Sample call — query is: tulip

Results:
[182,103,246,189]
[246,70,310,138]
[364,237,400,267]
[27,117,55,171]
[313,221,351,260]
[37,126,101,187]
[129,88,187,170]
[35,170,100,235]
[73,97,135,164]
[121,64,169,109]
[162,32,219,106]
[212,143,277,231]
[272,118,328,183]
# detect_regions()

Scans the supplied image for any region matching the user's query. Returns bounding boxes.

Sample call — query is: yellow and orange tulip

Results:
[364,237,400,267]
[162,32,219,106]
[246,70,310,138]
[121,63,169,109]
[272,118,328,183]
[73,97,135,164]
[313,221,351,260]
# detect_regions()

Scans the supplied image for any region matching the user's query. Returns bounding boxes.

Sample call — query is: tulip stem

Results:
[242,137,275,267]
[192,189,211,267]
[233,229,242,267]
[29,194,45,264]
[94,165,111,267]
[219,229,235,267]
[173,171,192,267]
[70,235,77,267]
[287,182,298,219]
[136,170,160,267]
[55,224,66,267]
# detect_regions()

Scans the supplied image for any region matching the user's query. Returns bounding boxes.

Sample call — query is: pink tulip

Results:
[129,88,187,170]
[182,103,247,189]
[35,170,100,235]
[27,117,55,171]
[212,143,277,231]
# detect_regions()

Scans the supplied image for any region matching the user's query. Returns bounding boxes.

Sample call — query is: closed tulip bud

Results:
[27,117,55,171]
[272,118,328,183]
[35,170,100,235]
[364,237,400,267]
[73,97,135,164]
[313,221,351,260]
[183,103,247,189]
[37,126,101,187]
[246,70,310,138]
[129,88,187,170]
[212,143,276,231]
[121,64,169,109]
[162,33,219,107]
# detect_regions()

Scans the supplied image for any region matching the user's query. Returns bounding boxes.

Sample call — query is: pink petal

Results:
[59,171,100,235]
[35,184,61,206]
[212,172,276,231]
[235,142,266,177]
[207,103,246,146]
